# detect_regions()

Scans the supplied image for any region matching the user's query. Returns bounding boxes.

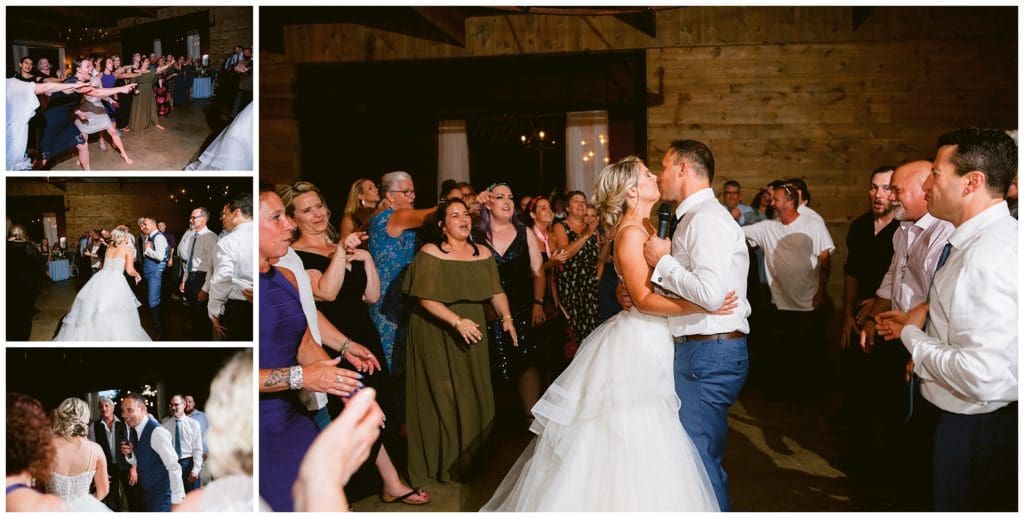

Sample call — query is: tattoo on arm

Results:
[264,368,290,388]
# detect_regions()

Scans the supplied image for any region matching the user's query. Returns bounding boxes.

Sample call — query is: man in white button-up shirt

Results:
[642,140,750,511]
[878,128,1017,511]
[206,192,253,340]
[160,395,204,492]
[119,394,185,510]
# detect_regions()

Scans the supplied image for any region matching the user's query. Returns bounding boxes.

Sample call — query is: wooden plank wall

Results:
[278,6,1012,63]
[647,38,1016,298]
[260,5,1016,302]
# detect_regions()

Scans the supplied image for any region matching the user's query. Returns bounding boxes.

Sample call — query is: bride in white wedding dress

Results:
[482,156,734,512]
[184,101,252,171]
[54,226,150,341]
[47,398,112,513]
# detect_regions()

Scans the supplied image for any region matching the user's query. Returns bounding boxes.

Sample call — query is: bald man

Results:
[856,160,954,509]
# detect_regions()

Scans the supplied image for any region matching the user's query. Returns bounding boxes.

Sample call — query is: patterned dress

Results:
[367,208,417,372]
[554,221,600,346]
[154,72,170,117]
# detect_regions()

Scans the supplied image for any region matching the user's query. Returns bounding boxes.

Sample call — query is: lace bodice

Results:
[46,470,96,501]
[101,255,125,272]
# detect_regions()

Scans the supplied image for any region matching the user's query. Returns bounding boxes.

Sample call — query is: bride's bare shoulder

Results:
[615,223,650,243]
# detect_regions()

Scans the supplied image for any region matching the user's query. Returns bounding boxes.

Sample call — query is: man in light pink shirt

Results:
[855,159,954,509]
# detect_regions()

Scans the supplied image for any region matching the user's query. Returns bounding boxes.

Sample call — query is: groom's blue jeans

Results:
[674,335,749,511]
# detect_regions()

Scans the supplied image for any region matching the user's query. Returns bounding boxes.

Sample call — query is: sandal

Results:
[379,488,431,505]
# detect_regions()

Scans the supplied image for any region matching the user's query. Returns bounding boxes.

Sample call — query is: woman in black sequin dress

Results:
[474,184,548,424]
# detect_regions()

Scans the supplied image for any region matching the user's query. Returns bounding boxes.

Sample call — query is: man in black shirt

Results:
[832,166,900,488]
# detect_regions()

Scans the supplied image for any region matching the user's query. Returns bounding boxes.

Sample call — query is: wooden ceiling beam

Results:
[410,7,467,47]
[852,6,875,31]
[614,10,657,38]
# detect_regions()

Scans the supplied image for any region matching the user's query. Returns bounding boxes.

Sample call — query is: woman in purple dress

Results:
[257,188,366,511]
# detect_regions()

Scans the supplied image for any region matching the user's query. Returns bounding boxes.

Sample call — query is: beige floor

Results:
[352,384,855,512]
[29,273,214,341]
[44,98,229,171]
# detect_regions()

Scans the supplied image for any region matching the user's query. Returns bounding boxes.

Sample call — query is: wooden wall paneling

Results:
[646,36,1016,300]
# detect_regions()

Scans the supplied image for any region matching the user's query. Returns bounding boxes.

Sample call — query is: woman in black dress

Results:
[473,183,548,425]
[278,181,431,506]
[551,190,600,353]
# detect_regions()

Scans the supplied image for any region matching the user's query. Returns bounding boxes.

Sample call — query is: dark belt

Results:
[674,331,746,343]
[993,401,1018,415]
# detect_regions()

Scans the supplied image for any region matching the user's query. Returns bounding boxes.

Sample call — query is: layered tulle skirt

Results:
[482,308,719,512]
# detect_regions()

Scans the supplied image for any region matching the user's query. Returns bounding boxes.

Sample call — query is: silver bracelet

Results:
[339,338,352,357]
[288,365,303,391]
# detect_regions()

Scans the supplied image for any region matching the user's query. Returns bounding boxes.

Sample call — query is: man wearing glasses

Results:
[177,207,219,339]
[742,182,835,397]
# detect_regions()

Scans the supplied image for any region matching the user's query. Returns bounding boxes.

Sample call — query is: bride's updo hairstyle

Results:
[591,155,644,230]
[53,398,90,439]
[110,226,130,246]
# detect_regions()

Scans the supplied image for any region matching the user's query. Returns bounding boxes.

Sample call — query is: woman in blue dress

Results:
[366,171,438,375]
[257,188,365,511]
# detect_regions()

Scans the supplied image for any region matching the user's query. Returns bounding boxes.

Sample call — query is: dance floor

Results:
[29,276,213,341]
[351,377,865,512]
[46,99,233,171]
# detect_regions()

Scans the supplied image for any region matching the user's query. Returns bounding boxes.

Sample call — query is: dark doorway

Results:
[294,51,646,205]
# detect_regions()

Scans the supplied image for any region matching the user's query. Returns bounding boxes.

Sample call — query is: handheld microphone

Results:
[656,203,673,239]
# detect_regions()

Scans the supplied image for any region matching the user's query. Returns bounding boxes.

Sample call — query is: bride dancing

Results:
[55,226,150,341]
[482,156,732,511]
[48,398,111,512]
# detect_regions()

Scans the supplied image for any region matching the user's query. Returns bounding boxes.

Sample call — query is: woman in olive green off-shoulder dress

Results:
[402,198,518,487]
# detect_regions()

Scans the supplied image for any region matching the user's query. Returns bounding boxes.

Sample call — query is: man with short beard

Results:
[856,160,953,509]
[831,166,900,480]
[89,397,141,511]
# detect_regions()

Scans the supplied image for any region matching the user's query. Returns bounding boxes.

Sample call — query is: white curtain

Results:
[187,33,201,59]
[11,45,29,65]
[438,120,470,190]
[42,213,58,246]
[565,111,610,197]
[153,38,162,56]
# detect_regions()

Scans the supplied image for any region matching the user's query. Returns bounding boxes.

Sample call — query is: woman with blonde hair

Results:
[482,156,736,511]
[277,180,426,505]
[177,350,262,511]
[339,178,381,242]
[47,397,111,511]
[55,225,149,341]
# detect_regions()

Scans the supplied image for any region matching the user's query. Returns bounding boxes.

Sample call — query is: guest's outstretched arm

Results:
[385,206,437,237]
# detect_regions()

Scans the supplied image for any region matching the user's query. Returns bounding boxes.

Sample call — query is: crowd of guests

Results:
[258,127,1016,512]
[6,45,252,171]
[5,192,253,342]
[6,350,254,512]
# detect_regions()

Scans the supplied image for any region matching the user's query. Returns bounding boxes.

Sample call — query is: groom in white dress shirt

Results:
[642,140,751,511]
[119,393,184,511]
